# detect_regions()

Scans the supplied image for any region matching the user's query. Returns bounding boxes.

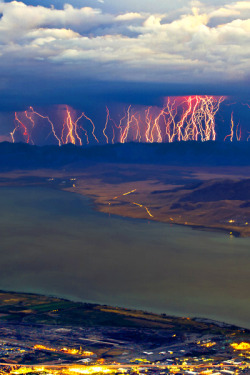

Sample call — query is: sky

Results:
[0,0,249,138]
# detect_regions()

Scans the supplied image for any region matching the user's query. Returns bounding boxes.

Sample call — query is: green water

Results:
[0,186,249,328]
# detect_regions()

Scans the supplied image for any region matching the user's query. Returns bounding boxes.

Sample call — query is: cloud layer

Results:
[0,0,249,109]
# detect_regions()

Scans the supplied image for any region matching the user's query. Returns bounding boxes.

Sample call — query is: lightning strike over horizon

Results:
[224,112,242,142]
[9,96,250,146]
[11,106,99,146]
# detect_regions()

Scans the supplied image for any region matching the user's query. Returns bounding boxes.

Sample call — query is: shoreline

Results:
[0,183,249,330]
[0,288,248,332]
[0,165,249,237]
[0,182,242,237]
[69,188,243,238]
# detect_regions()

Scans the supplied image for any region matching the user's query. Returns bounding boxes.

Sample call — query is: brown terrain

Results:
[1,163,250,237]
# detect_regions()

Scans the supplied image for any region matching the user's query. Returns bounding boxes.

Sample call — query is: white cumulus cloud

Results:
[0,0,249,85]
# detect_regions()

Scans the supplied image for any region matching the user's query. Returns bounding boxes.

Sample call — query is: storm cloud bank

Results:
[0,0,249,110]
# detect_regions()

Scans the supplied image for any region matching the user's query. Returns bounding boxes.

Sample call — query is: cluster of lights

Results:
[33,345,94,357]
[231,342,250,350]
[2,361,249,375]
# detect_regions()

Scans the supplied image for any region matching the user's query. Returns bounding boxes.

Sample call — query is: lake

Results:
[0,186,249,328]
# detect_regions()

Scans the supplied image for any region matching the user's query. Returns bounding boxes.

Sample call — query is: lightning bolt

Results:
[10,96,240,145]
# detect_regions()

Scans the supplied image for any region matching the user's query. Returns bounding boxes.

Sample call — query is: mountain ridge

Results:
[0,141,250,170]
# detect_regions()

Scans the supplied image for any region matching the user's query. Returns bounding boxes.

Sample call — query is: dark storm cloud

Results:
[0,0,249,114]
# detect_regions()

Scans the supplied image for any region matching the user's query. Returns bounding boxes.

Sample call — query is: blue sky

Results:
[0,0,249,117]
[3,0,240,12]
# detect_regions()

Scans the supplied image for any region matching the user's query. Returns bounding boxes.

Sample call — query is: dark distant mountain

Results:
[180,179,250,202]
[0,141,250,170]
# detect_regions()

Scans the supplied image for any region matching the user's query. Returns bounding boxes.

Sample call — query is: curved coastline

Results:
[68,187,242,238]
[0,185,249,329]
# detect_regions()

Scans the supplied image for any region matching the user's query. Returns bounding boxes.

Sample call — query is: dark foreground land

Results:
[0,291,249,374]
[1,142,250,236]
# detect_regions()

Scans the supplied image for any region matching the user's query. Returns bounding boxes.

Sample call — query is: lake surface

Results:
[0,186,249,328]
